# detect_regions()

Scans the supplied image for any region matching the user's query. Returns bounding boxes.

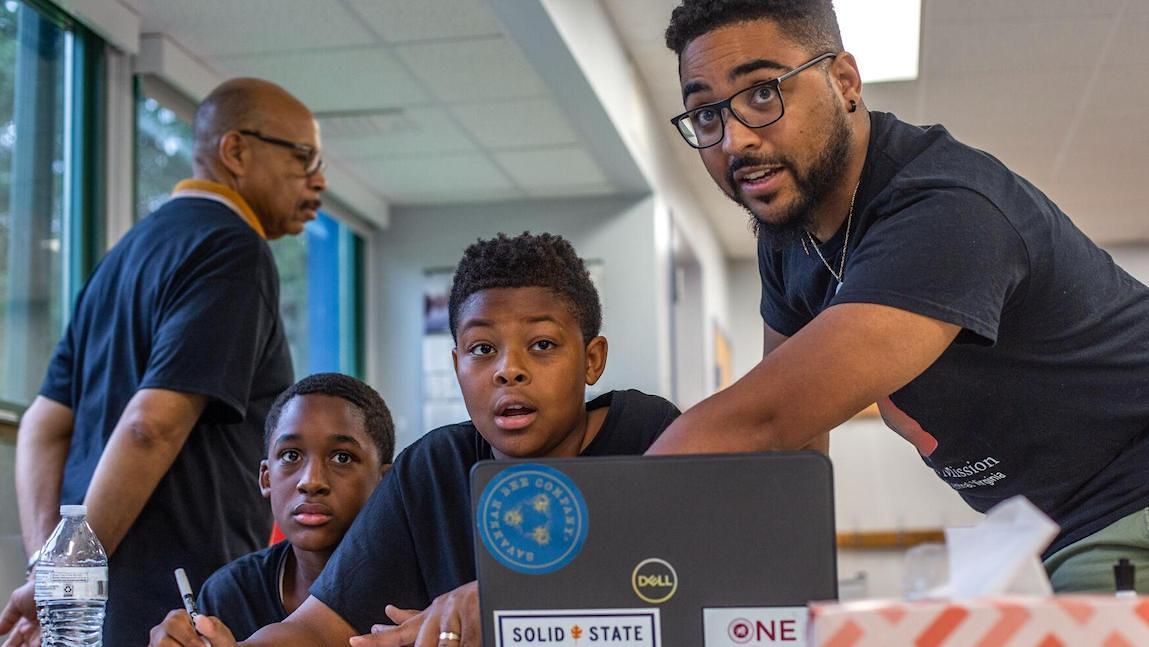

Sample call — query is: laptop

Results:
[471,452,837,646]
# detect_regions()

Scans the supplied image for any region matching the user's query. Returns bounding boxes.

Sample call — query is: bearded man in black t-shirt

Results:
[649,0,1149,594]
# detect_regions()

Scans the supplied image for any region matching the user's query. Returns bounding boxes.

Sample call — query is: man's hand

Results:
[0,617,40,647]
[148,608,237,647]
[0,581,38,647]
[351,581,480,647]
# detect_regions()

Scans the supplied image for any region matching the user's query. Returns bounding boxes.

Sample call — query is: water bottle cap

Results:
[59,504,87,516]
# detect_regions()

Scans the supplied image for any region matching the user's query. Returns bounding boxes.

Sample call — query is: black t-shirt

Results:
[311,389,680,634]
[40,196,293,643]
[197,541,291,640]
[758,111,1149,555]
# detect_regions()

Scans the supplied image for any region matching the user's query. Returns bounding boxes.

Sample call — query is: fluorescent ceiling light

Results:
[836,0,921,83]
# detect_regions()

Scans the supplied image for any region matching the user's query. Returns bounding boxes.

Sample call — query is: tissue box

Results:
[810,595,1149,646]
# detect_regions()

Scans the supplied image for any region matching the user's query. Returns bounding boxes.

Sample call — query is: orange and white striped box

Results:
[809,595,1149,647]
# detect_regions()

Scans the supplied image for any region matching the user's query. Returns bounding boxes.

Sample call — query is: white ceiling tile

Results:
[211,47,431,112]
[354,153,516,199]
[494,147,609,189]
[523,183,617,199]
[343,0,504,43]
[860,80,924,124]
[922,17,1113,77]
[1058,199,1149,243]
[1106,13,1149,67]
[629,42,681,93]
[449,98,579,149]
[926,0,1127,24]
[603,0,678,36]
[391,187,527,205]
[321,107,477,158]
[394,37,548,102]
[136,0,377,56]
[1061,107,1149,158]
[920,71,1080,143]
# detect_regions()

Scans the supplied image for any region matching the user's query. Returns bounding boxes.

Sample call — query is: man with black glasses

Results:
[0,78,325,644]
[648,0,1149,594]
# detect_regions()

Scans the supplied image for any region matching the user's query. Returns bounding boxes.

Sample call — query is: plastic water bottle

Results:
[34,505,108,646]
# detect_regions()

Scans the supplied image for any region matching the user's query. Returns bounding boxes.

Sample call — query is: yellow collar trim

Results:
[172,179,266,239]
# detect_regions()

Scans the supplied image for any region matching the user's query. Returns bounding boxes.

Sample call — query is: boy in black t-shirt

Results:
[151,373,394,641]
[148,233,679,647]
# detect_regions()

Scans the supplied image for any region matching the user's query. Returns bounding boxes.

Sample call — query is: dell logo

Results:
[631,558,678,604]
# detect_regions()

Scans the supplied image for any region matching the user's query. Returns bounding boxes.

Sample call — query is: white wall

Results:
[368,194,665,450]
[727,259,764,378]
[535,0,732,399]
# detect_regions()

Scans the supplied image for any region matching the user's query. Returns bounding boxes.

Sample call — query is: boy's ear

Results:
[584,336,608,385]
[451,346,459,375]
[258,459,272,498]
[379,462,392,478]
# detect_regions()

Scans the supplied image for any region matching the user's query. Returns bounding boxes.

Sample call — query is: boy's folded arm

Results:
[240,596,358,646]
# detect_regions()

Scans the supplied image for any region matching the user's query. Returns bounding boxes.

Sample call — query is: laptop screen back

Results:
[471,452,837,646]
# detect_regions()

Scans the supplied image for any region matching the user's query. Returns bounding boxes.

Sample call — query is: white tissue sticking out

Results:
[929,496,1060,601]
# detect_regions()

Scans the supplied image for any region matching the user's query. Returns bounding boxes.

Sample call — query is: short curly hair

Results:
[264,372,396,464]
[448,232,602,343]
[665,0,843,57]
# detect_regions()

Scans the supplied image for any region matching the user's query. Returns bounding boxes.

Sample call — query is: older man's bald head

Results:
[193,78,315,172]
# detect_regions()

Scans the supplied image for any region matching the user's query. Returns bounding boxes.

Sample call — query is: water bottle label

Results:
[34,566,108,601]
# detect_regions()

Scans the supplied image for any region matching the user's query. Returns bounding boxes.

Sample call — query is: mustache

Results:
[726,155,794,187]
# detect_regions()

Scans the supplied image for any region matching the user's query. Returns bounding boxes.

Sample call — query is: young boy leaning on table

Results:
[148,232,682,646]
[152,373,395,642]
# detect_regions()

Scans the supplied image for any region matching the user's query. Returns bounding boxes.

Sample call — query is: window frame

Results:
[0,0,103,434]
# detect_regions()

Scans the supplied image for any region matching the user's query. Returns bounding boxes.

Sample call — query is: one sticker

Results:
[703,607,808,646]
[494,608,660,646]
[477,463,589,574]
[34,566,108,601]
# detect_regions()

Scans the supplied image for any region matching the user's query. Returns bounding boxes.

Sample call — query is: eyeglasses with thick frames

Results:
[238,129,325,176]
[671,52,837,149]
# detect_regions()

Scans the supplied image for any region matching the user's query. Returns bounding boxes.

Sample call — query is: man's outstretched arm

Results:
[648,302,959,455]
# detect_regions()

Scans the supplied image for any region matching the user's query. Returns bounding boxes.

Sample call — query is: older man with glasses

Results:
[648,0,1149,595]
[0,77,325,644]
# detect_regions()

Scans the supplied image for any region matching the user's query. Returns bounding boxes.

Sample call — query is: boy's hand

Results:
[149,608,236,647]
[351,581,480,646]
[0,616,40,647]
[0,580,38,647]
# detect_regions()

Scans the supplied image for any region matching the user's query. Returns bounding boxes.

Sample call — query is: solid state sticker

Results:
[703,607,808,646]
[494,608,660,646]
[476,463,589,574]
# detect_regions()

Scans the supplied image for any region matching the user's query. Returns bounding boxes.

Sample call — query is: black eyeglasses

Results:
[671,52,837,149]
[238,129,325,176]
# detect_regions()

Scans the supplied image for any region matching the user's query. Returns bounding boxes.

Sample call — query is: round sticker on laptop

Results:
[476,463,589,574]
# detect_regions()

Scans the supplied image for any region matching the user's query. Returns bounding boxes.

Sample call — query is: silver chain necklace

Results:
[803,181,860,293]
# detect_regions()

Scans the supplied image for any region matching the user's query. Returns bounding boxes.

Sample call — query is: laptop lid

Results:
[471,452,837,646]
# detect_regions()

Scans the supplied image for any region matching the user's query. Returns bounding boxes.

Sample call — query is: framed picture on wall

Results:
[713,321,733,391]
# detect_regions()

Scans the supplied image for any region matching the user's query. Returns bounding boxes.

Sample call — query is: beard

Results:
[726,103,853,250]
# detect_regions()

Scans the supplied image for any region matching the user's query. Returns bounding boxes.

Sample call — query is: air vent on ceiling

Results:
[315,107,412,137]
